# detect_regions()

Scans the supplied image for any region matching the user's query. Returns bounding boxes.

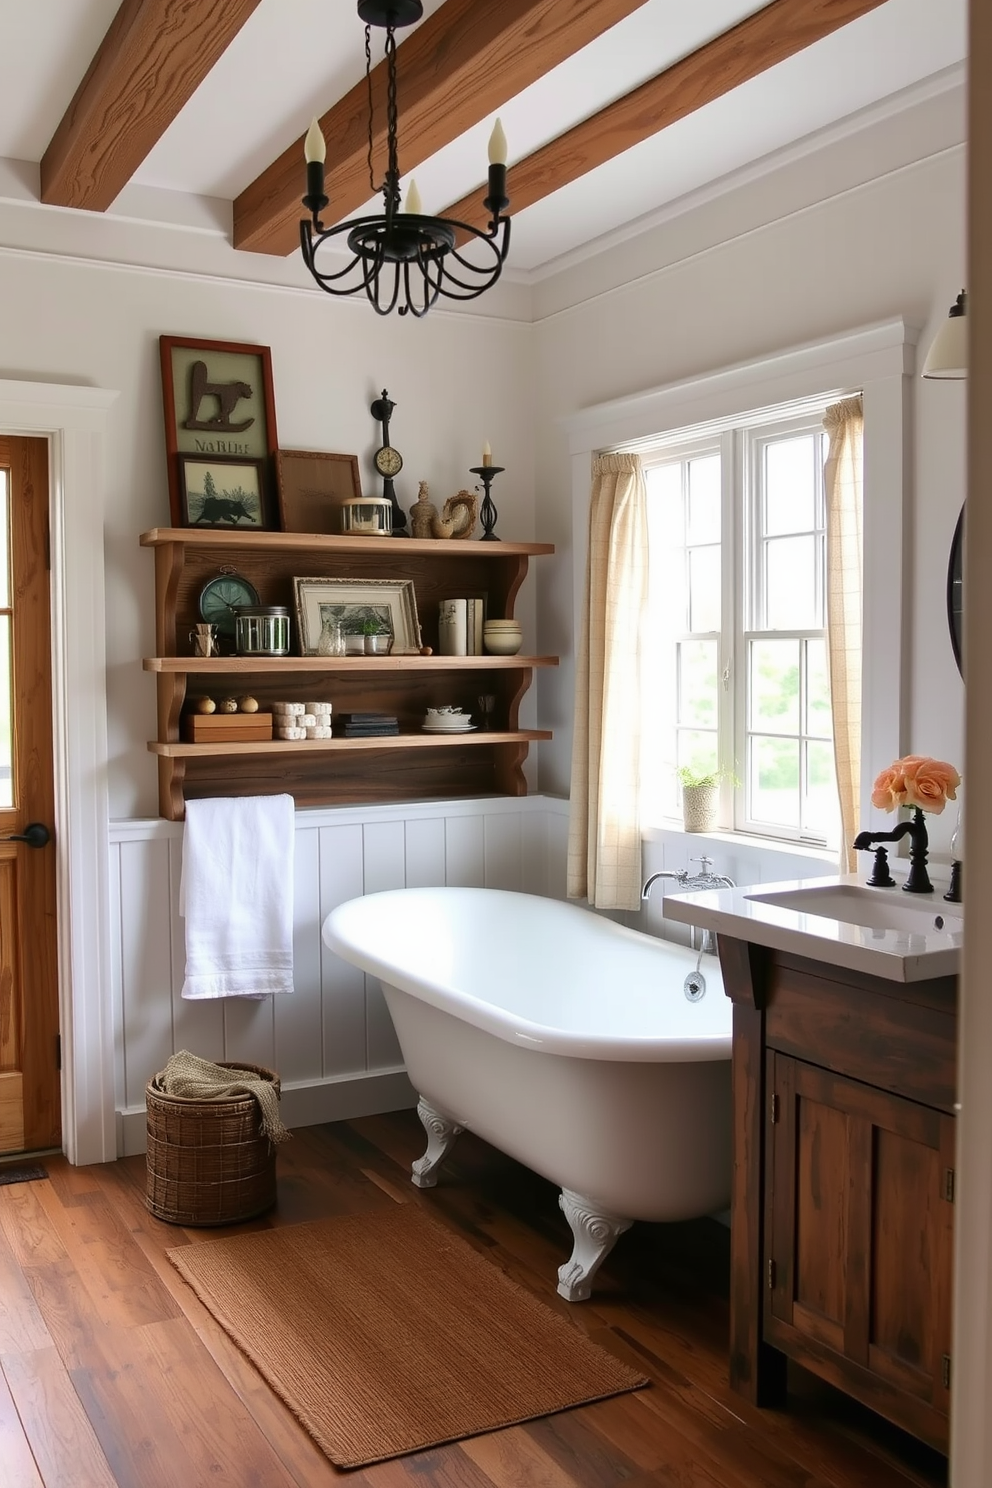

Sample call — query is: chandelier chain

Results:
[364,23,400,201]
[385,27,399,189]
[365,24,375,194]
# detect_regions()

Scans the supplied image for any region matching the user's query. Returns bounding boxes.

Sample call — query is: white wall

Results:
[109,795,876,1154]
[0,76,970,1154]
[532,96,968,861]
[110,796,569,1155]
[0,247,537,818]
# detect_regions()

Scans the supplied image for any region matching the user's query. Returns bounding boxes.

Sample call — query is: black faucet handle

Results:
[865,844,896,888]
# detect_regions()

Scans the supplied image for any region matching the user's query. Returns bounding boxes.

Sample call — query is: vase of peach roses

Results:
[863,754,961,894]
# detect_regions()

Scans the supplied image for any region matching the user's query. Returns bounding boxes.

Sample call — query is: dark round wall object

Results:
[947,504,964,677]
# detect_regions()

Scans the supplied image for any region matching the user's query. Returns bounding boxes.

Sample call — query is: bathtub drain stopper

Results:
[684,972,706,1002]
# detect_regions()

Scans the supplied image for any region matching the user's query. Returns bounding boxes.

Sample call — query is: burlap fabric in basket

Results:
[145,1052,287,1227]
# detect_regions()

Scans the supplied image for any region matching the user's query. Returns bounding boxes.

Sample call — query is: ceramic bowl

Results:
[482,631,523,656]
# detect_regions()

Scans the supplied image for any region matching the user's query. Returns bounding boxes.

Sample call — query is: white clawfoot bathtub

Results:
[322,888,732,1300]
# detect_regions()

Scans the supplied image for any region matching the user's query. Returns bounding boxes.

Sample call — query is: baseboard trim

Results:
[116,1068,417,1157]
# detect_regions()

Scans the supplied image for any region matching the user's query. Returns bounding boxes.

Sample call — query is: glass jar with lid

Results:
[233,606,291,657]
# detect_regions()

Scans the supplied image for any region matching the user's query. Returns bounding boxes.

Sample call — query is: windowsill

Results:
[642,818,838,867]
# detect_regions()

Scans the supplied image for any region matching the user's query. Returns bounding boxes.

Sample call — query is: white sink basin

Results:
[744,883,963,937]
[662,874,962,982]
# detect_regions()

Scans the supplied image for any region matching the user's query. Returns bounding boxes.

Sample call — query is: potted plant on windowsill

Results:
[676,765,737,833]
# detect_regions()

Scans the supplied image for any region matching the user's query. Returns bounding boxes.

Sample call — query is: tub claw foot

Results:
[556,1189,632,1302]
[411,1097,463,1189]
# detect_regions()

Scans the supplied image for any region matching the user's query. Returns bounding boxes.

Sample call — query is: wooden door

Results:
[765,1052,954,1450]
[0,436,59,1155]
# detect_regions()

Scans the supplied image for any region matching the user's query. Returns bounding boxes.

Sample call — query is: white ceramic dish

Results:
[423,723,476,733]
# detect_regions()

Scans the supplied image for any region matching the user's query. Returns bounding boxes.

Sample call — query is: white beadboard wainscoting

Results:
[108,791,854,1157]
[109,795,570,1156]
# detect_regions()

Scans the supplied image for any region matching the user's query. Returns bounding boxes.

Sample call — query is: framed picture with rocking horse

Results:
[159,335,279,527]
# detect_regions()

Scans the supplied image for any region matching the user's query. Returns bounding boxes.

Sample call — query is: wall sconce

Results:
[922,290,967,379]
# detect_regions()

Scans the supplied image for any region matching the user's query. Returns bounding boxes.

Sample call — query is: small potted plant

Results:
[362,615,393,655]
[676,765,736,833]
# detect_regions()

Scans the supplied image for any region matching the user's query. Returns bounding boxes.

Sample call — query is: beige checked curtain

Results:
[823,396,864,872]
[567,452,649,909]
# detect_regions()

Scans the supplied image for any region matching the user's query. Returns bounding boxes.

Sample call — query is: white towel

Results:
[180,794,295,1000]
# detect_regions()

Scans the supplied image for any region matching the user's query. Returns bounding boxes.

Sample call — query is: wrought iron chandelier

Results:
[300,0,511,318]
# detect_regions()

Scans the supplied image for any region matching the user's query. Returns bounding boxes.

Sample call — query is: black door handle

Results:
[2,823,51,849]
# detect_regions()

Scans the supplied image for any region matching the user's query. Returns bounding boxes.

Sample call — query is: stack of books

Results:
[438,598,485,656]
[340,712,399,738]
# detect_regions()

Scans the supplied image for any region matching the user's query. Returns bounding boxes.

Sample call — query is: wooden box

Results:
[183,712,273,743]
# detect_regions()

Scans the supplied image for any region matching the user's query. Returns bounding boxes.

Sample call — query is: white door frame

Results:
[0,380,117,1166]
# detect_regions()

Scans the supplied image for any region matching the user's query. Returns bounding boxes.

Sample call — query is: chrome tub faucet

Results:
[641,857,735,954]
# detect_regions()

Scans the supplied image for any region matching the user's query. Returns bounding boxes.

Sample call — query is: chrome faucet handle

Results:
[690,856,714,875]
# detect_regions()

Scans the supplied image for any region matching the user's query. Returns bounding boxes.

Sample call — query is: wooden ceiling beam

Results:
[41,0,263,212]
[441,0,890,237]
[233,0,650,257]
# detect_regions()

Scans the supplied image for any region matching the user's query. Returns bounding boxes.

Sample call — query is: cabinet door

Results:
[765,1052,953,1446]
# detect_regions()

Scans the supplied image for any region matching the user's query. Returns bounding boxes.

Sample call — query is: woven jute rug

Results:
[167,1203,646,1468]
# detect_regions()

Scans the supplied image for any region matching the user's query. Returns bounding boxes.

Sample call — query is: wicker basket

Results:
[145,1062,280,1226]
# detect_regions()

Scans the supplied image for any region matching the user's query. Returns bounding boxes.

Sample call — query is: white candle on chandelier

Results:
[304,117,327,164]
[482,441,493,467]
[488,118,507,166]
[405,179,422,215]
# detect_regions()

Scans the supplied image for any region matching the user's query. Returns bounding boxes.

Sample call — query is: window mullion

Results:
[725,428,743,829]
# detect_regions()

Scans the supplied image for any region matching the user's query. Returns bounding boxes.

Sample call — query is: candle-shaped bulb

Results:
[482,440,493,467]
[405,178,422,215]
[488,118,507,166]
[304,117,326,164]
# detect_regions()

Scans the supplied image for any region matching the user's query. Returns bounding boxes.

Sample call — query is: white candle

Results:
[482,441,492,467]
[304,117,326,164]
[405,179,422,215]
[488,118,507,166]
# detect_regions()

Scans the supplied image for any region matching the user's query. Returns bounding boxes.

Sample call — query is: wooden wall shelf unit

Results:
[140,528,557,820]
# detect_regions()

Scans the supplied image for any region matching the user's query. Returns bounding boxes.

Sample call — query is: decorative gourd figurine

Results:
[409,481,438,539]
[431,489,480,540]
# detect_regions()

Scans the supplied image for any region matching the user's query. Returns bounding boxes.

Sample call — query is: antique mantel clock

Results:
[370,388,408,536]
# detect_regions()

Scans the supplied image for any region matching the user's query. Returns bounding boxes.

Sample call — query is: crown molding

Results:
[531,61,965,287]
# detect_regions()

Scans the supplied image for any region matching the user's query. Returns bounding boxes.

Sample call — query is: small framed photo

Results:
[276,450,362,534]
[160,336,278,526]
[293,577,422,655]
[181,457,271,528]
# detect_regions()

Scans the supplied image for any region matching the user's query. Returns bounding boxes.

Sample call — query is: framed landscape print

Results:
[160,335,279,526]
[180,457,272,529]
[293,577,422,655]
[276,449,362,534]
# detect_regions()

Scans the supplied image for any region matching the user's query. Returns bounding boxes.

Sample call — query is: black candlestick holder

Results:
[470,465,504,541]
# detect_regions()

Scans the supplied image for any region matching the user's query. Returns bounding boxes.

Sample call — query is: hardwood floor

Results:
[0,1111,948,1488]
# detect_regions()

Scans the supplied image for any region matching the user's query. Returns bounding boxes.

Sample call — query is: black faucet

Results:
[852,806,933,894]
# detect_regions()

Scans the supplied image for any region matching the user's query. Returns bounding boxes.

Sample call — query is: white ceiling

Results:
[0,0,969,277]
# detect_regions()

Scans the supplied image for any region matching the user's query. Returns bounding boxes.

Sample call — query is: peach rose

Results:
[871,762,909,812]
[901,756,961,815]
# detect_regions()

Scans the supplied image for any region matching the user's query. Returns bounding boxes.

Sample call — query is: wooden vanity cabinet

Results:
[721,938,956,1453]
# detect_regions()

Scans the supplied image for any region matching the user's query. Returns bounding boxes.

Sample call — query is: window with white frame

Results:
[641,400,851,849]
